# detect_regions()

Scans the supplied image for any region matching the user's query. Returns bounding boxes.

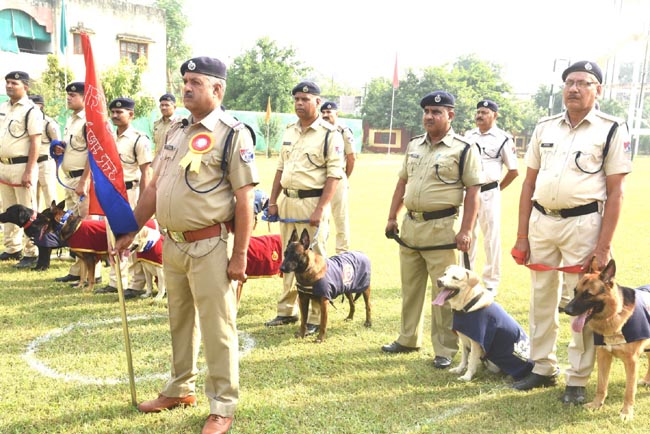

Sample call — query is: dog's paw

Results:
[620,407,634,422]
[458,374,473,382]
[449,366,464,374]
[584,401,604,412]
[364,321,372,328]
[639,378,650,387]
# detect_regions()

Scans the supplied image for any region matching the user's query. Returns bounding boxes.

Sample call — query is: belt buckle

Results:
[544,207,561,217]
[167,230,186,243]
[409,211,425,222]
[285,189,300,198]
[0,157,9,164]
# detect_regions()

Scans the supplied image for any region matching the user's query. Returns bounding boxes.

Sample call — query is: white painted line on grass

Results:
[22,314,255,385]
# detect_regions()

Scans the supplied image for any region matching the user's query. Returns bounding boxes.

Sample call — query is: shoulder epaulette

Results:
[320,119,337,132]
[219,112,245,131]
[453,134,472,146]
[537,113,563,125]
[594,111,624,125]
[409,133,425,141]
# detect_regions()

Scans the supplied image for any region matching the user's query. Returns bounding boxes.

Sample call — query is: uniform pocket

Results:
[573,144,603,173]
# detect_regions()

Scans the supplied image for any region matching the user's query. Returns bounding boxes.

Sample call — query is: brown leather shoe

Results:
[136,394,196,413]
[202,414,233,434]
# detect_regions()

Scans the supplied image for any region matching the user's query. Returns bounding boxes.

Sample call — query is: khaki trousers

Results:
[161,234,239,417]
[0,162,37,256]
[330,175,350,254]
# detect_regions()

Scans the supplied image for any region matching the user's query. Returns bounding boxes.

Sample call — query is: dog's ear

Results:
[56,200,65,210]
[299,228,310,250]
[289,229,299,244]
[600,259,616,285]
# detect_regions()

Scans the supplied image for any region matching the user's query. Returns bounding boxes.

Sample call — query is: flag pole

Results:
[107,223,138,406]
[265,96,272,158]
[388,53,399,156]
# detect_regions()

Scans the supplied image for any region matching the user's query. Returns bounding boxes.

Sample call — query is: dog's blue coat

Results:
[594,287,650,345]
[453,303,534,380]
[311,251,371,300]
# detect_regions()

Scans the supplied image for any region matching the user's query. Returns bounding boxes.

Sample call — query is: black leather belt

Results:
[283,188,323,199]
[533,201,599,218]
[407,207,458,221]
[67,169,84,178]
[481,181,499,192]
[0,155,49,164]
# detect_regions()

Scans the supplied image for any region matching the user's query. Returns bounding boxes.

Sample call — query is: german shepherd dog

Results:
[0,204,62,271]
[564,258,650,421]
[42,200,163,295]
[435,265,533,381]
[279,228,371,342]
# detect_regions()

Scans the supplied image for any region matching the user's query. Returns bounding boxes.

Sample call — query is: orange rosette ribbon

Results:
[179,133,214,174]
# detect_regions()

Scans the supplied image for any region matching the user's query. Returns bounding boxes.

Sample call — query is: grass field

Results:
[1,153,650,433]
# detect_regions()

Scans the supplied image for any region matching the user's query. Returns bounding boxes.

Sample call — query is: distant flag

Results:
[59,0,68,54]
[80,33,138,236]
[265,96,271,123]
[392,54,399,89]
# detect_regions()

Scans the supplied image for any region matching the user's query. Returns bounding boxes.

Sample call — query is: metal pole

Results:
[388,87,396,156]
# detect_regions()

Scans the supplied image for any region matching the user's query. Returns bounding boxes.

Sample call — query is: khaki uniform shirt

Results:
[399,129,484,211]
[525,109,632,209]
[116,126,153,182]
[40,114,60,155]
[155,108,259,232]
[153,116,177,154]
[465,125,517,183]
[278,117,344,189]
[0,95,43,158]
[61,110,88,172]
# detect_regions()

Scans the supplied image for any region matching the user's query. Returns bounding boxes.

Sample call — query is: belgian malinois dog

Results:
[280,228,371,342]
[564,257,650,421]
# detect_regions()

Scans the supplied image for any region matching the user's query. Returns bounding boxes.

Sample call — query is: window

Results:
[117,35,151,63]
[0,9,51,54]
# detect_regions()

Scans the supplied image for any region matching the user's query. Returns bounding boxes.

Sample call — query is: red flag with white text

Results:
[393,54,399,89]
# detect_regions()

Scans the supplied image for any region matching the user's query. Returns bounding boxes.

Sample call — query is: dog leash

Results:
[511,248,584,273]
[0,178,22,187]
[386,231,470,269]
[50,140,84,199]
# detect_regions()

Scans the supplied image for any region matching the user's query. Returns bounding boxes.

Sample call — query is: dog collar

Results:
[56,210,73,232]
[23,210,37,230]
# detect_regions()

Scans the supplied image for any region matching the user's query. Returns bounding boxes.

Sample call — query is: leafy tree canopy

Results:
[155,0,191,96]
[101,57,155,119]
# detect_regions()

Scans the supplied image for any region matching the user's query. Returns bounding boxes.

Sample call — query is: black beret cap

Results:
[180,57,227,80]
[65,82,85,93]
[29,95,44,105]
[321,101,338,111]
[477,99,498,112]
[562,60,603,84]
[5,71,29,83]
[159,93,176,103]
[109,97,135,110]
[420,91,455,108]
[292,81,321,96]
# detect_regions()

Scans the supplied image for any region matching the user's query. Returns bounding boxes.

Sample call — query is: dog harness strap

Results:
[406,207,458,222]
[480,181,499,192]
[510,247,583,273]
[532,201,599,218]
[166,221,234,243]
[460,293,483,313]
[283,188,324,199]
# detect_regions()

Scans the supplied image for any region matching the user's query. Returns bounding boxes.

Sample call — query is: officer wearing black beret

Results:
[153,94,177,153]
[159,93,176,103]
[4,71,30,85]
[321,101,338,111]
[291,81,321,96]
[382,89,484,370]
[420,91,455,108]
[561,60,603,84]
[28,94,44,105]
[109,97,135,111]
[65,82,84,94]
[477,99,498,112]
[180,56,227,79]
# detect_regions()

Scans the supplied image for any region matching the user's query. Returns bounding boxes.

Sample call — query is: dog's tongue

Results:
[572,313,588,333]
[433,289,452,306]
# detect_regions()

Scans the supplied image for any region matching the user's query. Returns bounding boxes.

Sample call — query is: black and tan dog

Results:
[0,204,62,271]
[279,228,371,342]
[564,258,650,421]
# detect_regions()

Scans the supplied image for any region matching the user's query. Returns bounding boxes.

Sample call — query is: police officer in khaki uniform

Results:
[465,99,519,293]
[0,71,43,267]
[96,97,152,298]
[52,82,102,284]
[382,91,483,369]
[153,93,177,154]
[264,81,344,334]
[113,56,258,434]
[28,95,59,215]
[511,61,632,405]
[321,101,356,254]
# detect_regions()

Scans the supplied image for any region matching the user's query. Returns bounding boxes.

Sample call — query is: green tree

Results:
[29,54,74,121]
[101,57,155,119]
[225,37,311,113]
[155,0,191,96]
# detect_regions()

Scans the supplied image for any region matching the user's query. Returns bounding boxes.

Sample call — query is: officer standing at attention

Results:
[95,97,152,298]
[0,71,43,267]
[28,95,59,216]
[321,101,356,254]
[153,93,177,153]
[52,82,102,284]
[112,56,258,434]
[511,61,632,406]
[465,99,518,294]
[382,91,483,369]
[264,81,344,334]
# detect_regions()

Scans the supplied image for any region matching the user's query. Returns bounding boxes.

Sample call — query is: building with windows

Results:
[0,0,166,96]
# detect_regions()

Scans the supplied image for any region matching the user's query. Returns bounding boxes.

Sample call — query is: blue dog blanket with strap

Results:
[453,303,534,381]
[311,251,371,301]
[594,286,650,346]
